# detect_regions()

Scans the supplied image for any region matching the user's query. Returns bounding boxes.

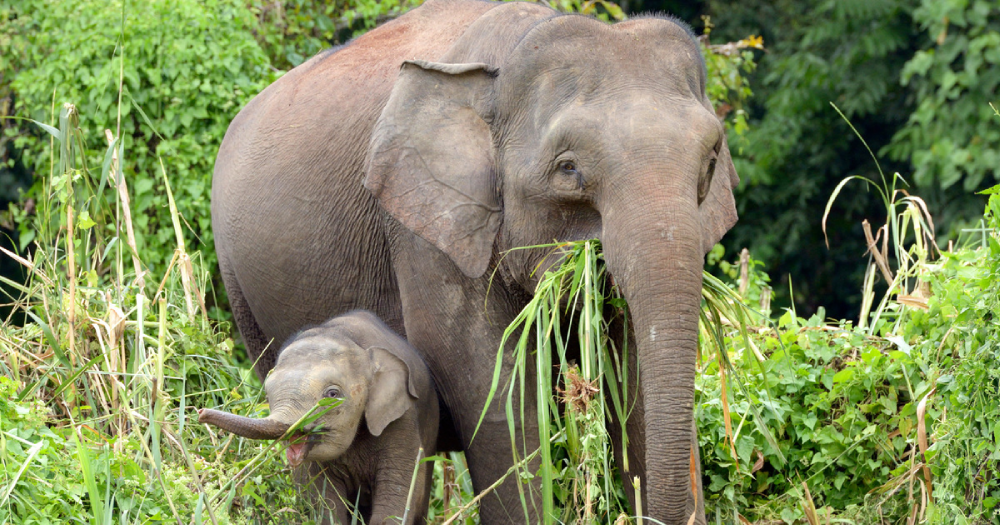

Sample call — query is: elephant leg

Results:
[387,228,542,524]
[370,456,433,525]
[460,413,542,523]
[219,264,274,380]
[294,463,355,525]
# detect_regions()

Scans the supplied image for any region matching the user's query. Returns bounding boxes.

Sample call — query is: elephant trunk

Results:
[197,408,291,440]
[602,181,705,524]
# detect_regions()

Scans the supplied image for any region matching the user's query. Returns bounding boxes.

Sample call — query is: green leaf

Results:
[77,210,96,230]
[832,368,855,384]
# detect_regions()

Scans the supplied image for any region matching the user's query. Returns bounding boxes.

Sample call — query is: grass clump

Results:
[0,100,313,523]
[475,240,631,524]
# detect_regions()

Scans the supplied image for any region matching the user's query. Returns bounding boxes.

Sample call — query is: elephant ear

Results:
[699,109,740,255]
[365,60,501,279]
[365,346,416,437]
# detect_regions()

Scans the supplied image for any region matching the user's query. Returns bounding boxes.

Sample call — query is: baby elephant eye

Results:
[324,387,342,398]
[559,160,577,174]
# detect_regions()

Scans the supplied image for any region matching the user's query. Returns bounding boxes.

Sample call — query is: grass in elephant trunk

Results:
[472,239,785,524]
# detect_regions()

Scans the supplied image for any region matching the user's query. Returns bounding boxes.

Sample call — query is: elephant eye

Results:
[698,145,720,205]
[324,387,342,399]
[559,160,577,174]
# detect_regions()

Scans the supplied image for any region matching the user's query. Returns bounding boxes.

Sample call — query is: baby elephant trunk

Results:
[198,408,290,439]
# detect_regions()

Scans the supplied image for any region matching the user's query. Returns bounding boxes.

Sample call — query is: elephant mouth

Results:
[285,432,315,467]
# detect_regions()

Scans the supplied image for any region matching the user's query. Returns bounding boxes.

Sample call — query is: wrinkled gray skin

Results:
[211,1,739,523]
[198,311,438,525]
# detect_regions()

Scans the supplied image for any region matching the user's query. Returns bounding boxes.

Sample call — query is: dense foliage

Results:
[0,104,309,523]
[698,205,1000,522]
[2,0,274,284]
[887,0,1000,193]
[703,0,999,319]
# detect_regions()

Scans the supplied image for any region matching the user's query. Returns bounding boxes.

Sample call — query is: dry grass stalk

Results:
[859,263,877,329]
[441,460,455,519]
[105,129,145,289]
[159,157,208,322]
[717,350,739,466]
[863,219,894,285]
[916,387,935,501]
[759,284,771,313]
[633,476,643,525]
[896,293,929,310]
[738,248,750,296]
[800,481,823,525]
[686,444,700,525]
[896,191,940,256]
[66,167,77,370]
[0,245,53,286]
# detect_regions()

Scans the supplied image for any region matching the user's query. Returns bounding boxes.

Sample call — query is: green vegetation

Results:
[0,103,306,523]
[703,0,1000,318]
[475,176,998,523]
[2,0,274,283]
[697,187,1000,524]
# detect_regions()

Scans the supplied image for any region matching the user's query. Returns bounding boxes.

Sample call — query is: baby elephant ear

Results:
[365,346,416,437]
[365,60,501,279]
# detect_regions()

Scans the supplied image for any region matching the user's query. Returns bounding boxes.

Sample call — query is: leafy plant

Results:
[0,93,310,523]
[887,0,1000,194]
[3,0,274,289]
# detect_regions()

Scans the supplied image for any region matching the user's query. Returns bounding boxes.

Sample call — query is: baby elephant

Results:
[198,310,438,524]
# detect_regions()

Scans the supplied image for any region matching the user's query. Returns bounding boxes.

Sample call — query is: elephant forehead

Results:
[275,337,361,367]
[500,16,704,106]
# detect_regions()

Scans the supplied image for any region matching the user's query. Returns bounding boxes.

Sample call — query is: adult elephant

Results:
[211,0,739,523]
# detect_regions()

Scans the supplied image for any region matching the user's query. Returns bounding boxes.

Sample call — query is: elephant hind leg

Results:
[221,266,275,380]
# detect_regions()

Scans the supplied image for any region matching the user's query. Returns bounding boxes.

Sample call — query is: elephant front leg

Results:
[388,229,543,524]
[369,456,432,524]
[295,463,355,525]
[461,407,542,523]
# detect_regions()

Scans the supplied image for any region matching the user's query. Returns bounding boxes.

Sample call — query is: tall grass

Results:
[0,93,306,525]
[823,103,940,335]
[474,240,631,523]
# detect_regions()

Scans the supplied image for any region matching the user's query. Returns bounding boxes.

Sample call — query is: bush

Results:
[3,0,274,280]
[697,184,1000,524]
[887,0,1000,193]
[0,100,321,523]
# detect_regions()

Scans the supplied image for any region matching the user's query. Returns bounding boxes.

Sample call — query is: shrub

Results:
[4,0,274,281]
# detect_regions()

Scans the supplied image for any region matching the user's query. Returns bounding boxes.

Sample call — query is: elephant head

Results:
[365,11,737,522]
[198,323,417,467]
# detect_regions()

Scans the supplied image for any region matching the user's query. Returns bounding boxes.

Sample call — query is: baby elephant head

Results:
[198,326,417,467]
